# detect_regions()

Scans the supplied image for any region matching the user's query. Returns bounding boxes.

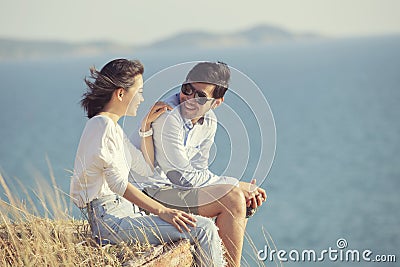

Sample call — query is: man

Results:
[132,62,266,267]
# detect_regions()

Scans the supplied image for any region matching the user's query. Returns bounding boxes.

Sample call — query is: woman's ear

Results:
[212,97,224,109]
[116,88,125,101]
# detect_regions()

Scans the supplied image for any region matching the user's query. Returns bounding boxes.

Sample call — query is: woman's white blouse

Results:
[70,115,152,208]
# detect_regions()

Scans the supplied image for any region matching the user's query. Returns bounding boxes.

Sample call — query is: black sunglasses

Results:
[181,83,214,105]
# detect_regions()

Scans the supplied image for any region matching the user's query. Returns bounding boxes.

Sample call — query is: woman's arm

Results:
[140,102,172,169]
[123,183,196,232]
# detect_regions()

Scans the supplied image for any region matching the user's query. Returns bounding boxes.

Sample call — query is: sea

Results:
[0,35,399,266]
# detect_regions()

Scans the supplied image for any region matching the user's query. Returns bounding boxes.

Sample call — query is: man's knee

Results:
[222,187,246,214]
[198,185,246,217]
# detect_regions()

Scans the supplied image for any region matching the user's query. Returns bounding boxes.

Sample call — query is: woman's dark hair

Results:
[81,58,144,118]
[185,61,230,99]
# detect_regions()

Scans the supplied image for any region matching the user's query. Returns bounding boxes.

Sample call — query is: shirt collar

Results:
[183,116,204,130]
[197,117,205,125]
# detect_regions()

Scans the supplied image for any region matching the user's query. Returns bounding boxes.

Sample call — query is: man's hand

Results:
[239,179,267,209]
[157,207,197,233]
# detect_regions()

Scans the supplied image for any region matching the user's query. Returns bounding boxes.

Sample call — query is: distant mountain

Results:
[0,39,134,60]
[0,25,321,60]
[148,25,320,49]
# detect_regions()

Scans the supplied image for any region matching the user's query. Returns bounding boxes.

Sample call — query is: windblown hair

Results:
[81,59,144,118]
[186,61,231,99]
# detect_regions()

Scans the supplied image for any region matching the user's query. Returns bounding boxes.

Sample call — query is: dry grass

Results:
[0,172,152,267]
[0,165,270,267]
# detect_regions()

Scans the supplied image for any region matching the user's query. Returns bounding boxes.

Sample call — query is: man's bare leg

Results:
[198,185,247,267]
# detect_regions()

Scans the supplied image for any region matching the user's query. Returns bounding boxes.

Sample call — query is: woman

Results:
[70,58,225,266]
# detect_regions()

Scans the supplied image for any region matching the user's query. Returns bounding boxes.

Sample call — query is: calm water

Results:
[1,35,399,266]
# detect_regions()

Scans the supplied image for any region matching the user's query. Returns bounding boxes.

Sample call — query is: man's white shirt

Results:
[129,93,238,189]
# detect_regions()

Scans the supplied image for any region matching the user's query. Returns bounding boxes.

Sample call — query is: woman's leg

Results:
[89,195,225,267]
[115,215,225,267]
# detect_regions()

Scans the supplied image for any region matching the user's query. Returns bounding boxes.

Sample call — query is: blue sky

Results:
[1,0,399,45]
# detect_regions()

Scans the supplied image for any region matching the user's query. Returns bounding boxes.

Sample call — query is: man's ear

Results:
[212,97,224,109]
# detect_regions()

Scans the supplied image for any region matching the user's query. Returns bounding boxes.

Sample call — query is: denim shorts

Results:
[143,185,200,214]
[86,193,225,267]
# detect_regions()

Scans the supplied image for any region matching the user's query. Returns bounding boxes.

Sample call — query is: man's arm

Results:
[153,109,267,208]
